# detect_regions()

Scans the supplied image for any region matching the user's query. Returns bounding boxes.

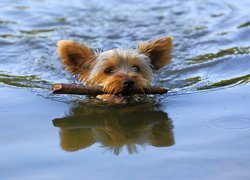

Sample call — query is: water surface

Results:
[0,0,250,179]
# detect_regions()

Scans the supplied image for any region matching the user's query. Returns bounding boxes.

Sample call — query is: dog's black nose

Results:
[123,80,135,88]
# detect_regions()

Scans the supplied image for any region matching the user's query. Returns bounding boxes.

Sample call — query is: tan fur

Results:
[57,40,95,80]
[85,49,152,95]
[57,36,173,103]
[138,36,172,69]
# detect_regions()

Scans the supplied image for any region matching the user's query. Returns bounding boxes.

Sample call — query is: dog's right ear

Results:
[57,40,95,75]
[138,36,172,70]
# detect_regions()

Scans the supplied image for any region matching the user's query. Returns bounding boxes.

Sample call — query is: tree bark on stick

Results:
[52,84,168,96]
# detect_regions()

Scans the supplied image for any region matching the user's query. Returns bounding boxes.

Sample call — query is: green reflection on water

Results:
[167,76,202,90]
[0,73,48,88]
[20,29,57,35]
[211,13,224,18]
[217,31,230,36]
[188,47,250,64]
[194,26,207,31]
[185,76,201,84]
[0,34,23,39]
[55,17,67,23]
[198,74,250,90]
[13,5,30,10]
[53,103,174,155]
[0,20,17,24]
[237,21,250,29]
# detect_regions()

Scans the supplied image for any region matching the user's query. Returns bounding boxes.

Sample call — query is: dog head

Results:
[57,36,172,94]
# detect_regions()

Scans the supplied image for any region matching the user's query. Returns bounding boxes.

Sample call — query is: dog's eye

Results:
[132,65,140,72]
[104,67,114,74]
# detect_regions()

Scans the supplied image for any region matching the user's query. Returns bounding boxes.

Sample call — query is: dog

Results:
[57,36,172,103]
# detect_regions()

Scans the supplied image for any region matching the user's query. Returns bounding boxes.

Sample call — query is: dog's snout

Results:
[123,80,135,88]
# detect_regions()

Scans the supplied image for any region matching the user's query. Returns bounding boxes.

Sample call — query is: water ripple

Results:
[0,0,250,101]
[206,117,250,130]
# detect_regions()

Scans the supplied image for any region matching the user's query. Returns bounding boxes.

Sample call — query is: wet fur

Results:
[57,36,172,103]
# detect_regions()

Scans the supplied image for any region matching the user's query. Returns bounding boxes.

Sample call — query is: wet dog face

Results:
[85,49,153,94]
[57,36,172,98]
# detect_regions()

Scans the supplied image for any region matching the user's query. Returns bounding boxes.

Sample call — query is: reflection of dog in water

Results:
[53,104,174,155]
[57,36,172,104]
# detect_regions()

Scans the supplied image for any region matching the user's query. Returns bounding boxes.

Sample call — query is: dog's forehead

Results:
[97,49,147,63]
[97,49,116,60]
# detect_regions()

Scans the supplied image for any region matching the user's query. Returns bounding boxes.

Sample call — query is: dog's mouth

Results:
[100,78,150,96]
[101,86,144,96]
[115,87,148,96]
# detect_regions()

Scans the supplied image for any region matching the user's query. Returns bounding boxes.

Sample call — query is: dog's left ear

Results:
[57,40,95,75]
[138,36,172,70]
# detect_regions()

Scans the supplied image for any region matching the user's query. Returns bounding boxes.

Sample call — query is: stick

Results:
[52,84,168,96]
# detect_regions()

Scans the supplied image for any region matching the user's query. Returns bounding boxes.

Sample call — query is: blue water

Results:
[0,0,250,179]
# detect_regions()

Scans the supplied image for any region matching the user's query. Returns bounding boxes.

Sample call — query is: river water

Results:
[0,0,250,179]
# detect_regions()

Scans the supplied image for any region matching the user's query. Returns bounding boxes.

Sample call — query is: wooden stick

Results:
[52,84,168,96]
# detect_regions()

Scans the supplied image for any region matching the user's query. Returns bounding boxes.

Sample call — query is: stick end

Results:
[52,84,63,92]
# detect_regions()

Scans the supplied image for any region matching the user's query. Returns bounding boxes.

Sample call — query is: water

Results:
[0,0,250,179]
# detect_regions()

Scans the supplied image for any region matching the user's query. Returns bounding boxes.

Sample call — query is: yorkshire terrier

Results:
[57,36,172,103]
